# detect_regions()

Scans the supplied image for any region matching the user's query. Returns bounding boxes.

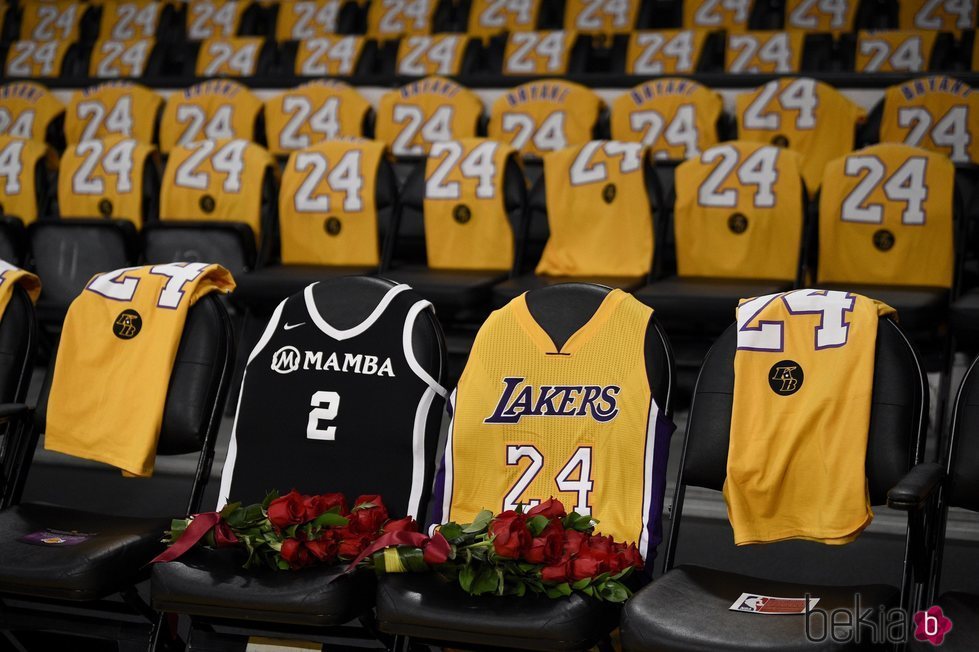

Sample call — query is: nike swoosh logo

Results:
[283,322,305,331]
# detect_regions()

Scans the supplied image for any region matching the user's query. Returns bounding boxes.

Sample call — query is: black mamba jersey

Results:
[218,282,446,519]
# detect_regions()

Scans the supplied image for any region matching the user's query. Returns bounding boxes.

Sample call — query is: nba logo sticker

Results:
[768,360,803,396]
[113,310,142,340]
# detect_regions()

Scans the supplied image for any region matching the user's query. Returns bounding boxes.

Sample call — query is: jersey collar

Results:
[512,289,625,356]
[304,282,410,340]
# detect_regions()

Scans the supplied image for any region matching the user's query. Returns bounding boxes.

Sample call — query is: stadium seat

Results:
[158,80,265,155]
[263,80,374,158]
[620,316,929,651]
[63,81,164,146]
[151,276,447,647]
[493,140,661,307]
[0,290,234,647]
[385,138,527,317]
[950,165,979,341]
[375,281,675,651]
[0,136,57,265]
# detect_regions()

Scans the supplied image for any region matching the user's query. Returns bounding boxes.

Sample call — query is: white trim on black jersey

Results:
[304,282,411,340]
[438,388,458,528]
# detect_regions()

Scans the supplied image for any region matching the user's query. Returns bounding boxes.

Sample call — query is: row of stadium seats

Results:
[6,28,979,80]
[2,0,974,45]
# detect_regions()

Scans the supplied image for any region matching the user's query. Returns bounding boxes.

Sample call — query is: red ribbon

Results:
[344,530,451,572]
[150,512,224,564]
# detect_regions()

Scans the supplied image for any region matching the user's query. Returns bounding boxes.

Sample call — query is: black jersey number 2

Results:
[307,390,340,440]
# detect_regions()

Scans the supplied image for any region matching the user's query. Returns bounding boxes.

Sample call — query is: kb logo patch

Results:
[113,310,142,340]
[769,360,803,396]
[271,345,301,374]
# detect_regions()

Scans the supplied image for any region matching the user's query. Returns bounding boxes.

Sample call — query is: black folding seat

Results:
[384,138,526,318]
[0,136,56,265]
[493,140,661,307]
[620,315,930,651]
[950,165,979,344]
[0,289,233,648]
[151,276,447,648]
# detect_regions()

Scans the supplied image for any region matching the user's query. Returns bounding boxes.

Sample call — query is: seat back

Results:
[817,143,955,288]
[263,80,372,158]
[0,283,38,507]
[158,80,262,155]
[217,276,447,519]
[946,356,979,512]
[63,81,163,146]
[488,79,603,160]
[672,140,806,283]
[394,139,526,272]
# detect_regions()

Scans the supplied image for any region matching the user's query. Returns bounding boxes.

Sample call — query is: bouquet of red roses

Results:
[156,490,417,571]
[349,498,643,602]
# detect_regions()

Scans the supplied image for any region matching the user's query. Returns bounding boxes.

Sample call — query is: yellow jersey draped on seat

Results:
[431,288,672,561]
[563,0,639,34]
[159,79,262,154]
[624,30,708,76]
[58,136,159,227]
[855,31,936,74]
[536,140,654,278]
[502,30,576,76]
[879,75,979,165]
[423,138,517,271]
[395,34,469,76]
[0,82,65,144]
[65,81,162,145]
[684,0,751,29]
[264,80,371,156]
[161,139,275,243]
[45,263,235,477]
[19,0,85,41]
[0,259,40,316]
[0,136,57,225]
[726,290,895,545]
[611,78,722,160]
[275,0,343,40]
[293,35,366,76]
[89,38,157,79]
[818,143,954,288]
[725,31,804,73]
[674,141,804,281]
[467,0,540,37]
[195,37,265,77]
[5,39,74,78]
[277,138,387,266]
[99,1,162,40]
[488,80,602,159]
[185,0,246,40]
[899,0,974,31]
[735,77,865,192]
[784,0,857,32]
[367,0,436,38]
[375,76,483,157]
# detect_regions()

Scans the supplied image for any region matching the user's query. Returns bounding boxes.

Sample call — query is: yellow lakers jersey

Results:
[736,78,865,192]
[0,136,57,225]
[265,81,370,156]
[726,290,895,545]
[611,78,722,160]
[159,80,262,154]
[294,35,365,76]
[423,139,516,271]
[396,35,468,76]
[20,0,85,40]
[375,77,483,157]
[100,0,162,40]
[784,0,857,31]
[275,0,342,40]
[0,260,41,317]
[502,30,576,76]
[674,141,804,281]
[5,39,74,78]
[89,38,156,78]
[563,0,638,33]
[435,289,670,558]
[467,0,540,37]
[488,80,602,159]
[819,143,954,288]
[278,138,386,266]
[195,37,264,77]
[58,136,158,227]
[45,263,235,477]
[537,140,653,278]
[186,0,245,39]
[367,0,436,38]
[625,30,708,75]
[855,31,936,73]
[725,31,804,73]
[880,76,979,164]
[899,0,974,31]
[161,139,274,242]
[684,0,751,28]
[65,82,162,145]
[0,82,64,143]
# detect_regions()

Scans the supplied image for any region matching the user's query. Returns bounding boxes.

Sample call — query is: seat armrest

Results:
[0,403,31,424]
[887,462,944,511]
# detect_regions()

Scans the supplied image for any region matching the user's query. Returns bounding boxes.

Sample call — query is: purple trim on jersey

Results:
[642,411,675,574]
[427,453,447,529]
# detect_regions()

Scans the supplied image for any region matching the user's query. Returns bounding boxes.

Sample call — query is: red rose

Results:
[423,532,451,565]
[280,537,315,569]
[490,511,531,559]
[382,517,419,534]
[586,534,613,556]
[348,495,389,534]
[338,534,372,559]
[541,556,571,583]
[527,498,567,520]
[522,521,564,565]
[619,543,643,571]
[563,530,588,556]
[267,490,307,529]
[570,551,606,581]
[303,493,348,521]
[305,533,339,563]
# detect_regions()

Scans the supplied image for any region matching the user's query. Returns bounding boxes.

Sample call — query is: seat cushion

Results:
[908,591,979,651]
[951,289,979,334]
[492,274,646,308]
[634,277,792,334]
[620,565,900,652]
[151,548,375,627]
[383,265,506,312]
[233,265,376,313]
[819,283,948,334]
[375,573,620,651]
[0,502,171,601]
